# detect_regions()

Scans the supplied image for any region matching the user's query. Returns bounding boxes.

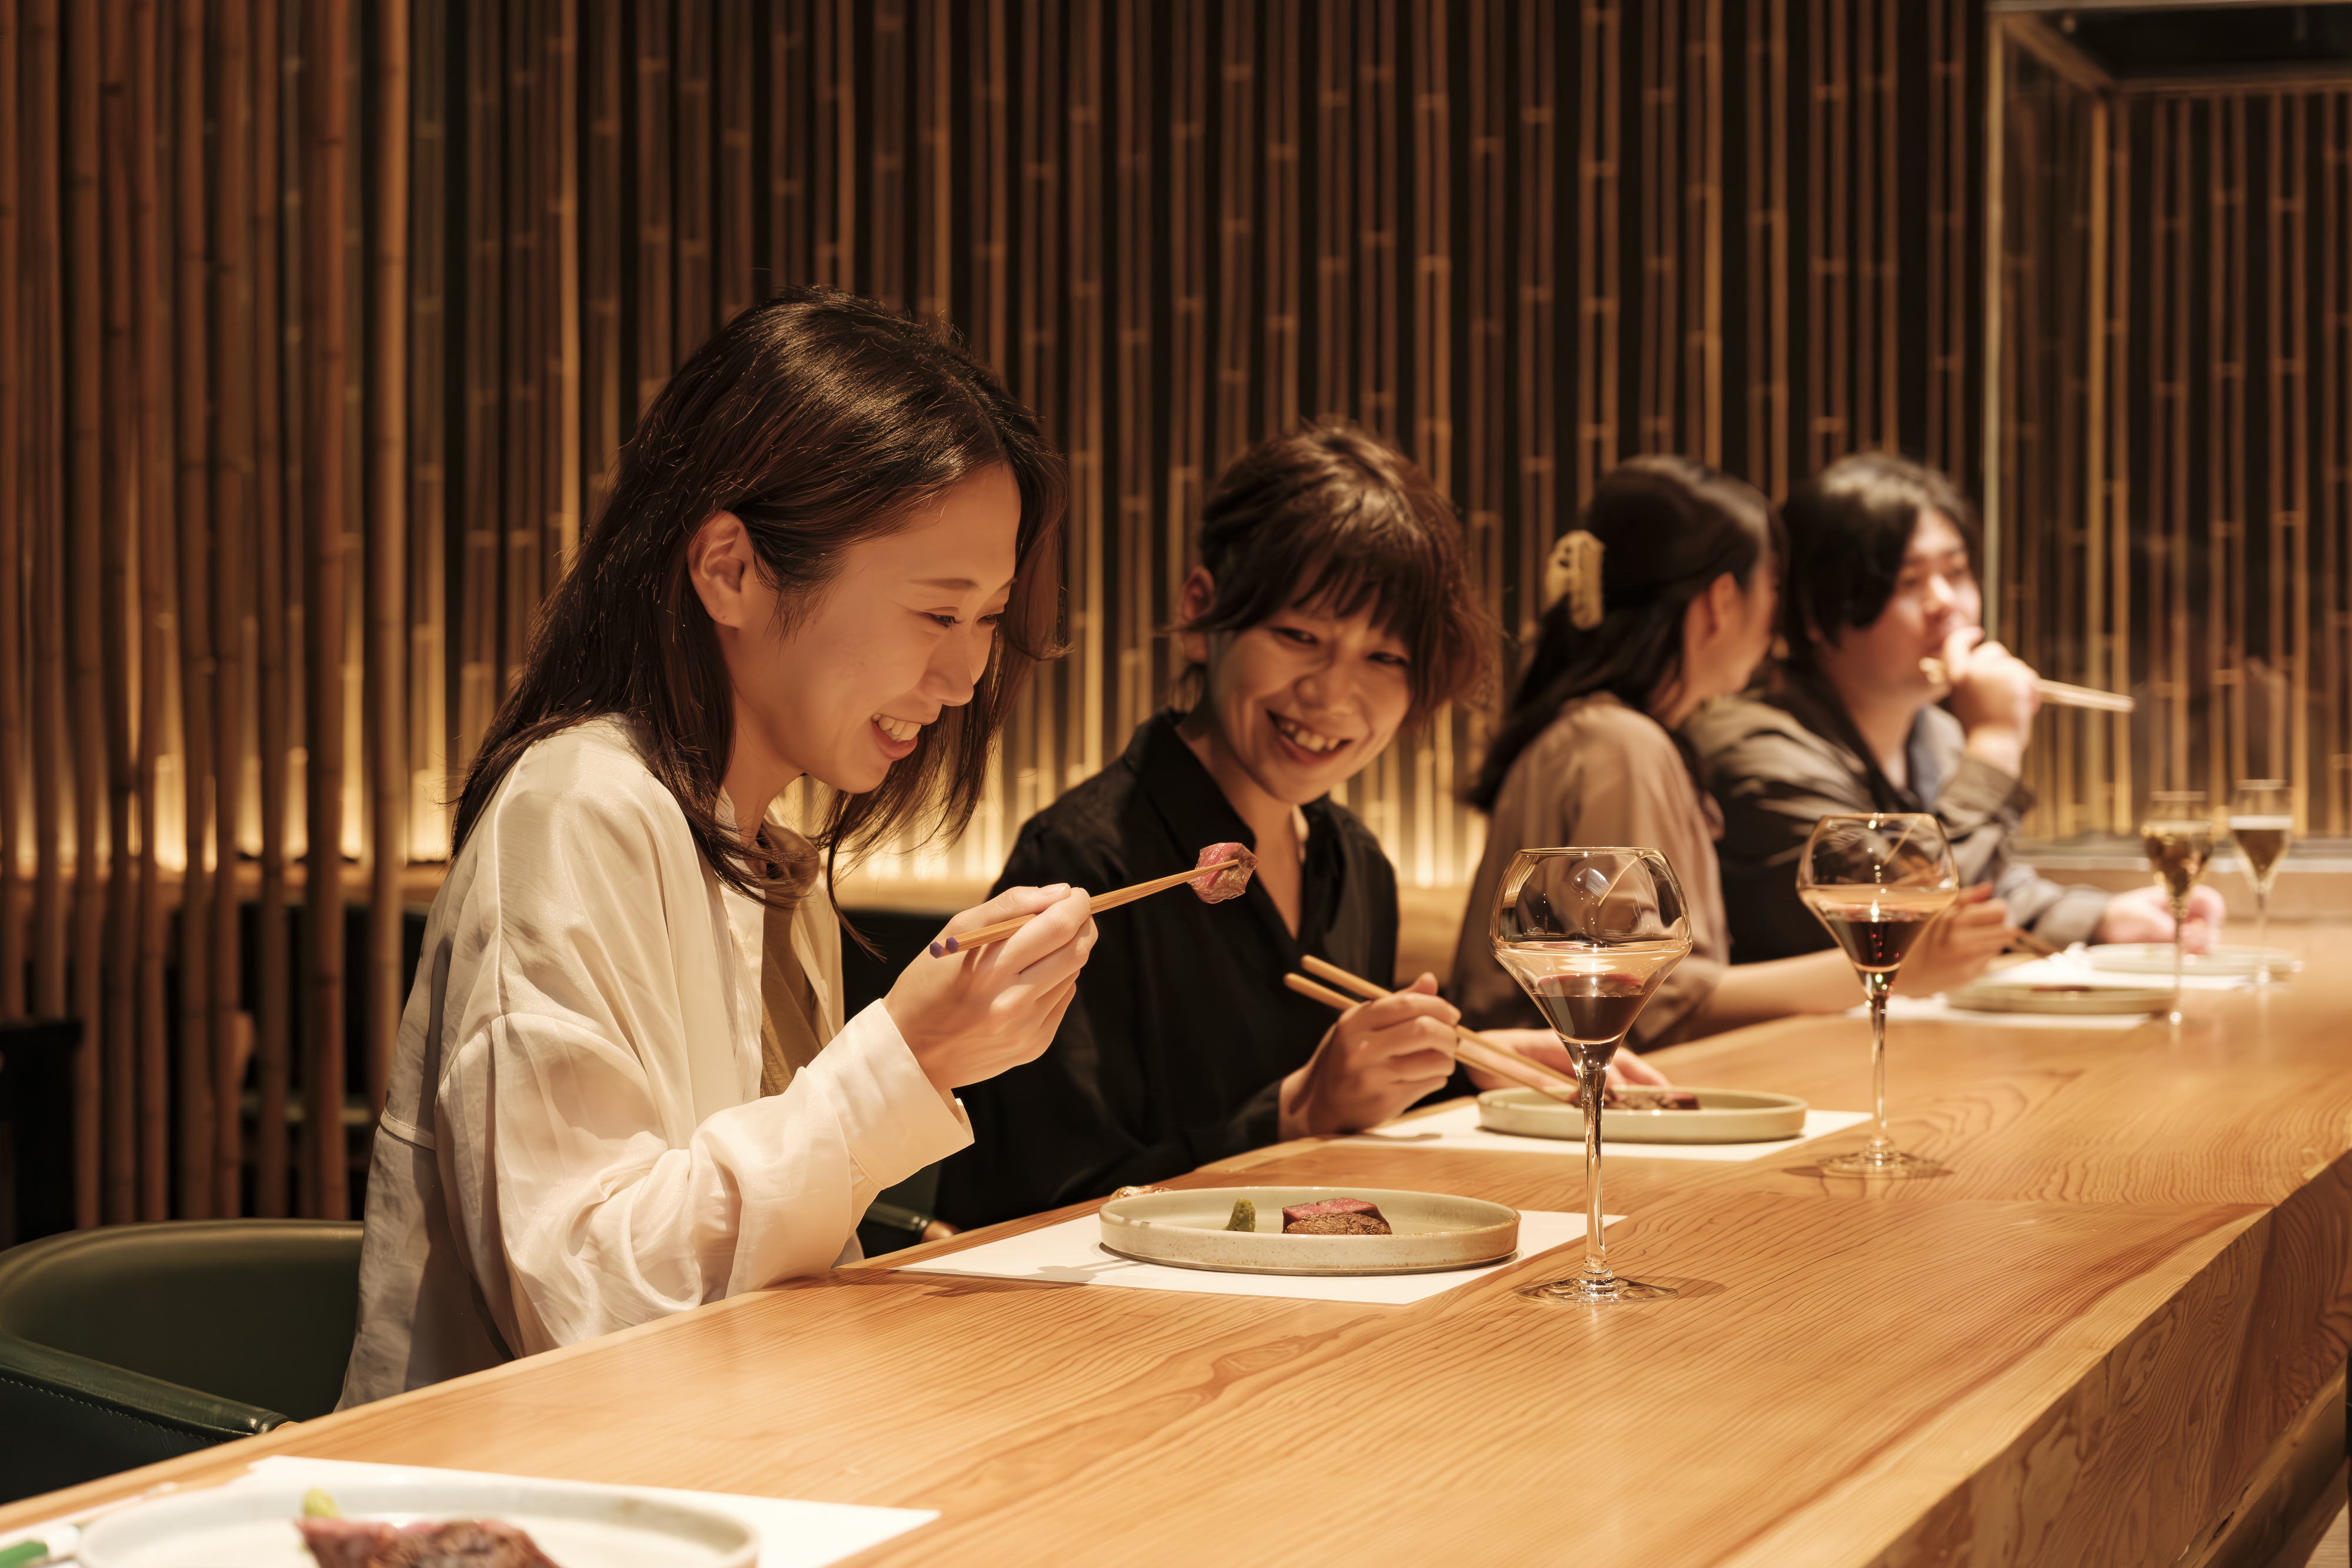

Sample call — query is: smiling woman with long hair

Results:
[340,287,1100,1406]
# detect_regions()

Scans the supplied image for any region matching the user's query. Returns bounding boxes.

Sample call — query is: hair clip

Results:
[1544,530,1606,630]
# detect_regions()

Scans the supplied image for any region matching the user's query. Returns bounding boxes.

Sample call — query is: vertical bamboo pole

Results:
[2107,98,2133,834]
[584,0,620,523]
[97,0,137,1226]
[636,0,674,404]
[715,0,751,323]
[1462,0,1501,841]
[1161,0,1202,736]
[212,0,257,1215]
[1518,0,1556,647]
[1110,0,1150,754]
[0,0,21,1026]
[65,0,106,1229]
[867,0,902,313]
[676,0,712,336]
[1639,0,1673,454]
[811,0,851,291]
[130,0,173,1218]
[172,0,218,1219]
[456,0,500,786]
[304,0,352,1221]
[1575,0,1619,502]
[252,0,290,1216]
[368,0,409,1121]
[549,0,580,575]
[501,1,542,693]
[1069,0,1102,784]
[767,0,810,287]
[1409,0,1451,886]
[25,0,65,1029]
[1018,0,1060,818]
[408,0,449,862]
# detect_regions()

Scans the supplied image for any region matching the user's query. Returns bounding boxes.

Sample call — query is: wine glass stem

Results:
[1580,1048,1614,1286]
[2254,886,2270,984]
[2171,895,2188,1019]
[1865,973,1893,1154]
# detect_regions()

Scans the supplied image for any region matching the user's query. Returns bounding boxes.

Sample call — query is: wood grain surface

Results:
[4,925,2348,1567]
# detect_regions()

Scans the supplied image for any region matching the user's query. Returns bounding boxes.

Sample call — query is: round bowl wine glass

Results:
[1798,813,1959,1178]
[1490,848,1692,1305]
[2140,790,2214,1024]
[2227,780,2293,985]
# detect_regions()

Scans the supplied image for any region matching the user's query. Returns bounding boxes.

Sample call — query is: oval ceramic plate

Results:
[1947,978,2170,1015]
[2086,942,2300,978]
[1098,1186,1519,1276]
[1476,1085,1808,1144]
[78,1477,758,1568]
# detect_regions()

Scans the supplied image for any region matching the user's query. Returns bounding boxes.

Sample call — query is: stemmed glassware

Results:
[1490,848,1692,1305]
[2139,790,2214,1024]
[1797,813,1959,1178]
[2227,781,2294,986]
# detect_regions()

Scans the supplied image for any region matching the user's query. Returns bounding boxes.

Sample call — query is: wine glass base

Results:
[1518,1277,1678,1305]
[1820,1147,1942,1178]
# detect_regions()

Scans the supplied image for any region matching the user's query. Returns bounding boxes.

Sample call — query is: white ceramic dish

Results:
[2086,942,2301,978]
[1947,978,2171,1015]
[1475,1085,1808,1144]
[1097,1186,1519,1276]
[76,1476,759,1568]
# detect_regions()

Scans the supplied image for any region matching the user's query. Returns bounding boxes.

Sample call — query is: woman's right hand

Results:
[886,885,1098,1095]
[1893,882,2011,996]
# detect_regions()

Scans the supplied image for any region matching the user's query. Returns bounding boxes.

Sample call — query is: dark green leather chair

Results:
[0,1219,363,1504]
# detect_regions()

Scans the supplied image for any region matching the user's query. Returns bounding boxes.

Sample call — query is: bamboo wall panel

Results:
[2,0,1984,1223]
[1993,19,2352,839]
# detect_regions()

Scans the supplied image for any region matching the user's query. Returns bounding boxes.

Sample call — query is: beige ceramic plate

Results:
[1947,978,2171,1015]
[77,1477,757,1568]
[1476,1085,1809,1144]
[2086,942,2301,978]
[1097,1186,1519,1276]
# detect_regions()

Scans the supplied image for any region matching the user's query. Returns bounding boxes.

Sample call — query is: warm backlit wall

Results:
[2,0,1978,1223]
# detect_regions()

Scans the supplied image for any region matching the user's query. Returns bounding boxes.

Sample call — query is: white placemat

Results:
[0,1455,937,1567]
[1346,1102,1873,1162]
[1866,995,2149,1030]
[894,1208,1602,1305]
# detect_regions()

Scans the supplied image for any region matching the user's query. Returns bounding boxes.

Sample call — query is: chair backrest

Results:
[0,1219,365,1422]
[0,1334,273,1505]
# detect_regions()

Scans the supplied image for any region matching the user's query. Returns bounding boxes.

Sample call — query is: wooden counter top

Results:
[6,927,2349,1566]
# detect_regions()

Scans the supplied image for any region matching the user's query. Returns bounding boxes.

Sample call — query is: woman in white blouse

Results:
[340,287,1097,1406]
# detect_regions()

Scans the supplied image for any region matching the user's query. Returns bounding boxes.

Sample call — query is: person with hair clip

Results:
[1451,456,2012,1050]
[340,287,1099,1406]
[941,420,1598,1229]
[1686,451,2221,965]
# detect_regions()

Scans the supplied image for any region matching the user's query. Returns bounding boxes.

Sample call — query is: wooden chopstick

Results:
[1920,657,2135,714]
[929,855,1245,957]
[2004,925,2062,958]
[1282,966,1582,1107]
[1300,957,1584,1099]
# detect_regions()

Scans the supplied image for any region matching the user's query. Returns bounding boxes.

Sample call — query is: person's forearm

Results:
[1683,949,1856,1034]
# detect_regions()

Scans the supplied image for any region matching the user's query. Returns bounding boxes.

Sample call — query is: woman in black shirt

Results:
[938,422,1508,1228]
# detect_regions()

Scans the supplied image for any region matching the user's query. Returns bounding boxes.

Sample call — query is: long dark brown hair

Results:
[1470,454,1778,811]
[1176,419,1492,725]
[453,286,1067,905]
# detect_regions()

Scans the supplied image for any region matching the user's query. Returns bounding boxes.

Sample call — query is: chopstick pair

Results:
[1919,657,2136,714]
[928,855,1246,957]
[1281,955,1584,1106]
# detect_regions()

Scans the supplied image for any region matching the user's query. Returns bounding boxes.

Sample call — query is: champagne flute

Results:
[2140,790,2214,1024]
[1490,848,1692,1305]
[1797,813,1959,1178]
[2227,780,2293,985]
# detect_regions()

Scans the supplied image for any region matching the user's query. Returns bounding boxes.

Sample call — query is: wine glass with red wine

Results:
[1797,813,1960,1177]
[1491,848,1693,1303]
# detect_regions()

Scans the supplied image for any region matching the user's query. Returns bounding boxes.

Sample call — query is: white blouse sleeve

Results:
[433,754,970,1358]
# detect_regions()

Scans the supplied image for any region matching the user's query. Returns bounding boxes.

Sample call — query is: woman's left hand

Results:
[1468,1027,1672,1089]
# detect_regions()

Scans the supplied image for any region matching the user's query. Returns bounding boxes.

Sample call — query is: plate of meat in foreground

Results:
[76,1476,757,1568]
[1476,1085,1809,1144]
[1097,1186,1520,1276]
